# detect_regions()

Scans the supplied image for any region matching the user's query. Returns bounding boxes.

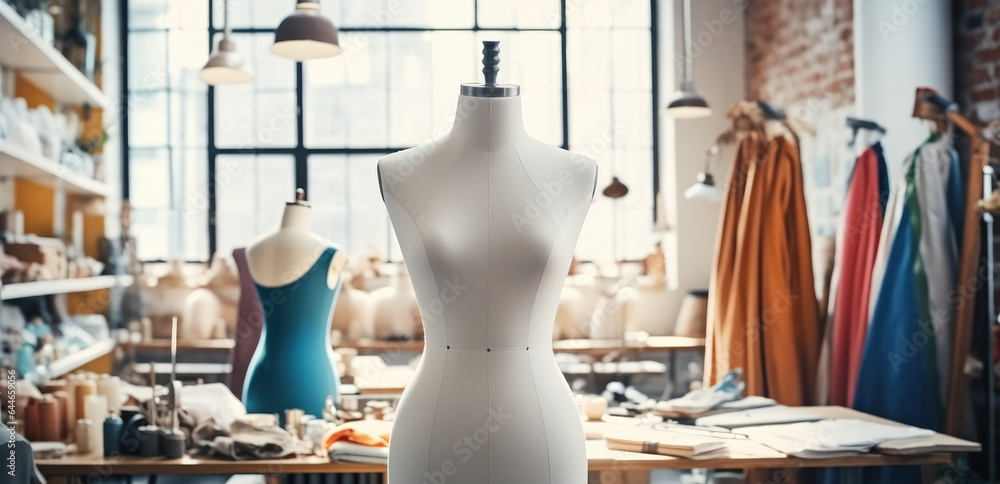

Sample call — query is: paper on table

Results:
[740,419,935,459]
[695,405,822,429]
[654,395,777,419]
[604,427,727,458]
[604,427,786,460]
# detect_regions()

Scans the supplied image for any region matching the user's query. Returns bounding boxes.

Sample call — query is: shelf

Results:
[48,338,116,377]
[0,139,109,196]
[0,2,109,107]
[126,338,235,353]
[1,274,134,300]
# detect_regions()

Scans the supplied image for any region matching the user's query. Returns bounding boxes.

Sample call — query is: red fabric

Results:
[829,147,883,407]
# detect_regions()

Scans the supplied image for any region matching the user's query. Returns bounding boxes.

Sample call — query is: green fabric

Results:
[906,134,942,416]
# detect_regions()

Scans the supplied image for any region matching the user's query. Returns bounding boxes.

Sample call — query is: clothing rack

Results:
[845,116,886,147]
[912,89,993,448]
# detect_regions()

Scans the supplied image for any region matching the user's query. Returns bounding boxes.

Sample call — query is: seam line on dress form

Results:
[487,100,493,481]
[426,343,529,351]
[424,345,448,480]
[511,145,546,200]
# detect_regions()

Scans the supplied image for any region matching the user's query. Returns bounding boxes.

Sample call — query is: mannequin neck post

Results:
[280,203,312,230]
[450,95,526,150]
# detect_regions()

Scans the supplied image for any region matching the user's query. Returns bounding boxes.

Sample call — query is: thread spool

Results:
[37,397,60,441]
[74,380,96,421]
[64,375,79,437]
[284,409,304,436]
[75,419,92,454]
[120,413,148,455]
[96,375,122,415]
[52,391,69,440]
[103,414,124,457]
[84,395,108,454]
[160,429,185,459]
[23,400,39,441]
[138,426,160,457]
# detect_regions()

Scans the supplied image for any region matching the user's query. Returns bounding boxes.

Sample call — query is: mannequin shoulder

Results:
[378,137,463,203]
[518,139,598,195]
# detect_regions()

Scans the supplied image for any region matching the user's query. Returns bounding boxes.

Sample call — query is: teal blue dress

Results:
[242,246,342,422]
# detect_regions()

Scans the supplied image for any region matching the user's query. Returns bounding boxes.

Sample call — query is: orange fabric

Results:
[706,135,821,406]
[322,420,392,449]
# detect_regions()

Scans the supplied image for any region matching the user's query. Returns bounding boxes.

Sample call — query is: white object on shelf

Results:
[47,338,117,378]
[0,275,133,300]
[0,2,108,107]
[0,139,109,196]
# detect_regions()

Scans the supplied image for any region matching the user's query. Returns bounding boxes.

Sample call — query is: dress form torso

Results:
[246,203,346,288]
[242,200,348,421]
[379,92,597,483]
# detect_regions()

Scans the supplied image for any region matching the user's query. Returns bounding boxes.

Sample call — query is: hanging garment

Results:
[914,135,962,403]
[854,141,945,484]
[706,135,820,406]
[706,137,760,392]
[827,143,887,407]
[868,181,907,323]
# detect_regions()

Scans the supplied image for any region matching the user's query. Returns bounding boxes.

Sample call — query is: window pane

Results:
[306,30,561,148]
[478,0,561,29]
[216,155,296,256]
[321,0,474,29]
[129,90,169,147]
[347,155,387,256]
[214,33,297,148]
[214,0,288,30]
[129,149,170,209]
[567,3,653,262]
[128,31,168,91]
[309,155,349,246]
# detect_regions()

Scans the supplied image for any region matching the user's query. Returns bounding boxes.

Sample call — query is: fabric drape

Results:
[826,143,887,407]
[706,135,820,406]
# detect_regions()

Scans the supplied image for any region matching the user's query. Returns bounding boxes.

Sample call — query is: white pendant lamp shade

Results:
[201,37,252,85]
[201,0,251,85]
[685,146,722,201]
[271,1,342,61]
[666,0,711,119]
[666,82,712,119]
[684,172,722,201]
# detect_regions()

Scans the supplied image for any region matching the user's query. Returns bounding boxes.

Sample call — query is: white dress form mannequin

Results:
[246,189,346,288]
[379,42,598,484]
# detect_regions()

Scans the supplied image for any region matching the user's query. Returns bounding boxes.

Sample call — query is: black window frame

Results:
[121,0,660,262]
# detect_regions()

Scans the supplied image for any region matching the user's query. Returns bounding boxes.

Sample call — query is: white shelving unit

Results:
[0,139,109,196]
[0,274,133,300]
[0,2,108,107]
[47,337,117,378]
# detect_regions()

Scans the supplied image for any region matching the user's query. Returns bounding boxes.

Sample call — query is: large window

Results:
[125,0,656,263]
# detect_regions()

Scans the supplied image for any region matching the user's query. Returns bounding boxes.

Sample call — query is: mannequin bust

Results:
[246,189,346,288]
[378,42,598,483]
[242,189,347,421]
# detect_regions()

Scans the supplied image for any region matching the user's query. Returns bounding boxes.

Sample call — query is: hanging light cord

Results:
[681,0,693,87]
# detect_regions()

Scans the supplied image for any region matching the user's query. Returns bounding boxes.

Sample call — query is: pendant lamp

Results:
[602,176,630,199]
[200,0,252,85]
[271,1,342,61]
[684,146,722,201]
[665,0,711,118]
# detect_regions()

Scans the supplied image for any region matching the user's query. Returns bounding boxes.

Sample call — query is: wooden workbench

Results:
[36,406,977,477]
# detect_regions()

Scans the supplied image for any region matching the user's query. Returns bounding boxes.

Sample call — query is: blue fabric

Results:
[852,139,944,483]
[243,246,343,423]
[873,142,891,215]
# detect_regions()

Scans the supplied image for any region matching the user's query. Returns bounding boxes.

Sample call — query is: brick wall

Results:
[745,0,854,109]
[955,0,1000,121]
